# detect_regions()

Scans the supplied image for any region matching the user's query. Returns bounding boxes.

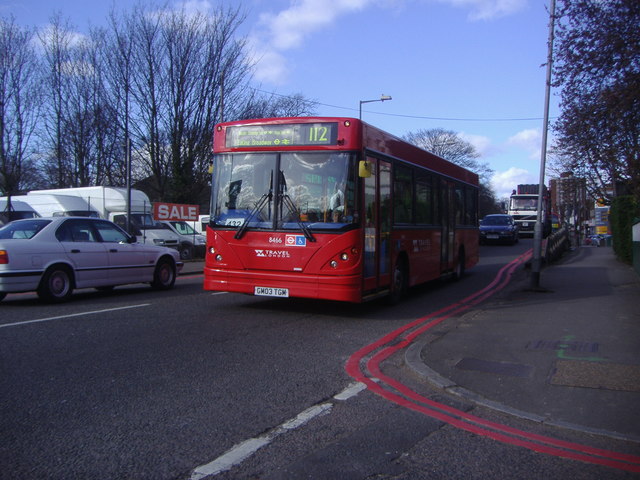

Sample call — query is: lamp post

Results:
[359,94,392,119]
[530,0,556,290]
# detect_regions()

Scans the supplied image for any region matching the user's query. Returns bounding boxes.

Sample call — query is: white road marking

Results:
[191,403,332,480]
[0,304,151,329]
[334,381,367,401]
[190,383,372,479]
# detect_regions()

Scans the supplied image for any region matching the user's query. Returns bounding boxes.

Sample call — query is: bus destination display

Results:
[226,123,338,148]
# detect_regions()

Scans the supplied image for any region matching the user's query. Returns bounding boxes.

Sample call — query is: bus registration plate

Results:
[254,286,289,298]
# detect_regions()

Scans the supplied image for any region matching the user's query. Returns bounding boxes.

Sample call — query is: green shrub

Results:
[610,196,639,264]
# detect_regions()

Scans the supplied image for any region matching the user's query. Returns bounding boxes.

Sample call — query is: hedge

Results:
[610,195,639,264]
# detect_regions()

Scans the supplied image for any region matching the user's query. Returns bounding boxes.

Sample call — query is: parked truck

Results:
[507,184,552,237]
[27,187,180,249]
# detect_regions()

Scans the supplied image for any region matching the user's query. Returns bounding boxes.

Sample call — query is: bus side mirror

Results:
[359,160,372,178]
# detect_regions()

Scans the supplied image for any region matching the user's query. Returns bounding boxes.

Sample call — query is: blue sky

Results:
[1,0,558,199]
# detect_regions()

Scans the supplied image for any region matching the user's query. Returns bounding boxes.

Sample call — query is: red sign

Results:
[153,202,200,221]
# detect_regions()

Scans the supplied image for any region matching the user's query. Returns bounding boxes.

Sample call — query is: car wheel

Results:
[0,292,6,302]
[179,245,193,260]
[151,258,176,290]
[38,265,74,302]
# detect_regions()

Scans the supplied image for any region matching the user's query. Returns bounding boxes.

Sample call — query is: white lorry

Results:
[0,199,40,225]
[507,184,552,237]
[27,186,180,250]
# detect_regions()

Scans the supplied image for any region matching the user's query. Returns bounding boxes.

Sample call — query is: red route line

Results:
[345,251,640,473]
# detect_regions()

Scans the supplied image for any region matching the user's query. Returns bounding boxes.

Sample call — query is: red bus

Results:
[204,117,479,303]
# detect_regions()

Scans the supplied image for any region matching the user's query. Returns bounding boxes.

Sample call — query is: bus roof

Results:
[213,117,478,186]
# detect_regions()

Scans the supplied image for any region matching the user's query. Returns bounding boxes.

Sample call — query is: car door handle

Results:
[71,249,81,253]
[110,249,118,253]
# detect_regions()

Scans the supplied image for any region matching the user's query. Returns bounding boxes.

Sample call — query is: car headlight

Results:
[153,239,164,245]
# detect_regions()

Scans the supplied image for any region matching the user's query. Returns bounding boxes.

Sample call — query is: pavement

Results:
[180,248,640,442]
[179,259,206,275]
[406,244,640,443]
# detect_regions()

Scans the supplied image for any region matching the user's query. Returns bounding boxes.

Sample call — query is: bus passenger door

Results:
[363,157,391,293]
[440,180,456,272]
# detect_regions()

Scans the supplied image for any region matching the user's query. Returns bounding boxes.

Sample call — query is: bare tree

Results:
[553,0,640,202]
[236,91,317,120]
[38,13,78,187]
[3,2,316,208]
[403,128,500,216]
[0,17,41,199]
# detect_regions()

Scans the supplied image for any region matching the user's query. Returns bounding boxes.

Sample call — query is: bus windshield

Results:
[211,152,357,232]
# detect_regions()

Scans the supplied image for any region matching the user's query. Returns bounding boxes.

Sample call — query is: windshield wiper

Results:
[280,193,316,242]
[234,191,272,240]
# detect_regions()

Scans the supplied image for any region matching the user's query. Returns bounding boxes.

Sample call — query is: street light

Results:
[359,94,392,119]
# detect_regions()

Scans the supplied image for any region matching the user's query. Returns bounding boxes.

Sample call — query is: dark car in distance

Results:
[479,214,519,245]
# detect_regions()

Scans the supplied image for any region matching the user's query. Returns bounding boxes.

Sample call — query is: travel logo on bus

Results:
[255,249,291,258]
[285,235,307,247]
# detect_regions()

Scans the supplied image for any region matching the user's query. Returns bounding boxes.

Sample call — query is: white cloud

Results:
[507,128,542,160]
[259,0,370,50]
[491,167,537,199]
[437,0,528,21]
[459,132,493,156]
[249,0,372,83]
[250,47,290,84]
[251,0,527,83]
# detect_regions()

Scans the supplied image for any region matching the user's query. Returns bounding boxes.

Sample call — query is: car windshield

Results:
[482,216,510,226]
[130,213,164,230]
[0,219,51,239]
[211,152,357,234]
[170,221,197,235]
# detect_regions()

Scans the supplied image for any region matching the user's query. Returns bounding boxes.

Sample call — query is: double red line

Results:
[346,250,640,472]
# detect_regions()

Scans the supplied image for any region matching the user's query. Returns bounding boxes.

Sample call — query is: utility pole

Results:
[531,0,557,289]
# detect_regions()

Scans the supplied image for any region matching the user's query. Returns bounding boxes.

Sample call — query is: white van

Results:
[17,193,101,218]
[158,220,206,259]
[0,199,40,225]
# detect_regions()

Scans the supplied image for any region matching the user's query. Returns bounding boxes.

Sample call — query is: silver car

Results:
[0,217,183,303]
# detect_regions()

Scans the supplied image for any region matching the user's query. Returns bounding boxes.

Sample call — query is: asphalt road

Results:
[1,239,637,479]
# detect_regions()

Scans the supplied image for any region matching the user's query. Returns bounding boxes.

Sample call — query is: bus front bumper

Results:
[203,267,363,303]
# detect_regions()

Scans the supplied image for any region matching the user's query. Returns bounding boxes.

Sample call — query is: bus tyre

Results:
[151,258,176,290]
[388,257,408,305]
[38,265,74,302]
[454,248,465,281]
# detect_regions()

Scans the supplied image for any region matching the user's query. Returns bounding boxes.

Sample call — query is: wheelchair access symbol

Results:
[285,235,306,247]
